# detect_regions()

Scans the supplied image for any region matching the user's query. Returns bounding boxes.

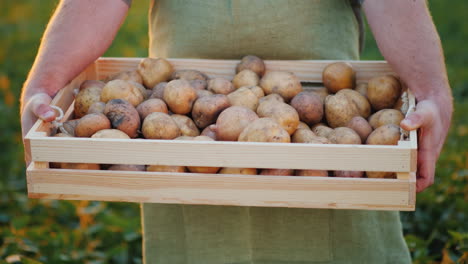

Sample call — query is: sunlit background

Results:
[1,1,467,263]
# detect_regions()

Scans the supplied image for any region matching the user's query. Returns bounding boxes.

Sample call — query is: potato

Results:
[106,70,143,84]
[171,69,208,81]
[187,136,220,174]
[337,89,371,118]
[196,89,214,98]
[175,136,195,140]
[368,109,404,129]
[296,170,328,177]
[322,62,356,93]
[232,69,259,89]
[142,112,181,140]
[366,171,396,179]
[91,129,130,139]
[292,129,316,143]
[136,98,168,120]
[236,55,266,77]
[101,79,145,107]
[108,164,146,171]
[247,86,265,98]
[258,93,284,104]
[74,81,104,118]
[297,122,310,130]
[355,83,368,98]
[201,124,217,140]
[260,71,302,102]
[137,58,173,88]
[327,127,361,144]
[367,75,402,110]
[260,169,294,176]
[147,165,186,173]
[216,106,259,141]
[163,79,197,114]
[366,124,400,145]
[307,86,329,103]
[171,114,200,137]
[311,123,334,138]
[150,82,167,99]
[346,116,372,142]
[257,101,299,135]
[324,92,360,128]
[87,102,106,114]
[207,78,235,94]
[238,118,290,143]
[227,87,259,111]
[290,92,324,126]
[219,167,257,175]
[75,113,111,137]
[334,171,363,178]
[104,99,141,138]
[189,79,208,91]
[61,119,80,136]
[59,163,101,170]
[192,94,230,129]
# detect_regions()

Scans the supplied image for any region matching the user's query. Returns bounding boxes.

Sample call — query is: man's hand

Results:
[364,0,453,192]
[21,92,55,138]
[401,98,452,192]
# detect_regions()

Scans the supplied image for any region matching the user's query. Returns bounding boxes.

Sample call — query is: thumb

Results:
[28,93,56,122]
[400,100,435,131]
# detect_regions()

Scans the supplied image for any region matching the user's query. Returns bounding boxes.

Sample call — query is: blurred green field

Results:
[1,1,467,263]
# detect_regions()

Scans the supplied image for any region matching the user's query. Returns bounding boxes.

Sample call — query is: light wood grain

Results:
[27,163,414,211]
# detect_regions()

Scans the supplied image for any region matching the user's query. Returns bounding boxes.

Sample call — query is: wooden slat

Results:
[96,57,395,83]
[27,166,414,211]
[29,137,413,172]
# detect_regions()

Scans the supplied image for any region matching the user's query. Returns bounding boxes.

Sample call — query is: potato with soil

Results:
[104,99,141,138]
[238,118,290,143]
[216,106,259,141]
[107,70,143,84]
[257,101,299,135]
[75,113,111,137]
[327,127,361,144]
[87,102,106,115]
[74,80,105,118]
[334,171,364,178]
[227,87,259,111]
[171,114,200,137]
[189,80,207,91]
[142,112,181,140]
[186,136,220,174]
[260,169,294,176]
[108,164,146,171]
[307,86,329,103]
[61,119,80,136]
[355,83,368,98]
[366,171,396,179]
[201,124,217,140]
[147,165,186,173]
[171,69,208,81]
[324,92,360,128]
[296,170,328,177]
[311,123,334,138]
[247,86,265,98]
[337,89,371,118]
[163,79,197,114]
[136,98,168,120]
[59,163,101,170]
[366,124,400,145]
[260,71,302,102]
[91,129,130,139]
[368,109,404,129]
[137,58,173,88]
[290,92,324,126]
[192,94,230,129]
[236,55,266,77]
[219,167,257,175]
[207,78,235,95]
[101,79,145,107]
[346,116,372,142]
[292,128,316,143]
[196,90,214,98]
[322,62,356,93]
[150,82,167,99]
[258,93,284,104]
[297,122,310,130]
[232,69,259,89]
[367,75,402,110]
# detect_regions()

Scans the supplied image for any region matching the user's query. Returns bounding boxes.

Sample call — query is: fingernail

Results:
[401,119,412,128]
[41,110,55,120]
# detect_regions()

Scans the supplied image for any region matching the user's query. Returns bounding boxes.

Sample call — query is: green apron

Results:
[143,1,411,263]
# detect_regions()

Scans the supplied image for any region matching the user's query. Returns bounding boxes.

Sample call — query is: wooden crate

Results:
[25,58,417,211]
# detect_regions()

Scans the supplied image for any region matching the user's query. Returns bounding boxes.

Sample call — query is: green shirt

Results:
[143,1,411,263]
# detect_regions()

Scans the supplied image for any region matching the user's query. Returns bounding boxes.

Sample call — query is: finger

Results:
[416,134,437,192]
[29,93,56,122]
[400,100,435,131]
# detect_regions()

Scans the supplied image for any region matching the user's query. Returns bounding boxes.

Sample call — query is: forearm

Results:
[21,0,129,112]
[363,0,452,108]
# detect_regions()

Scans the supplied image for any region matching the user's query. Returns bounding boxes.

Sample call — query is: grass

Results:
[0,0,467,263]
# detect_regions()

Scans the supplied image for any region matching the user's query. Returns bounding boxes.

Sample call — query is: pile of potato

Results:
[53,56,406,179]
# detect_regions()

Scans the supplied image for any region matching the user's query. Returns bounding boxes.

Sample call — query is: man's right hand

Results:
[21,92,56,138]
